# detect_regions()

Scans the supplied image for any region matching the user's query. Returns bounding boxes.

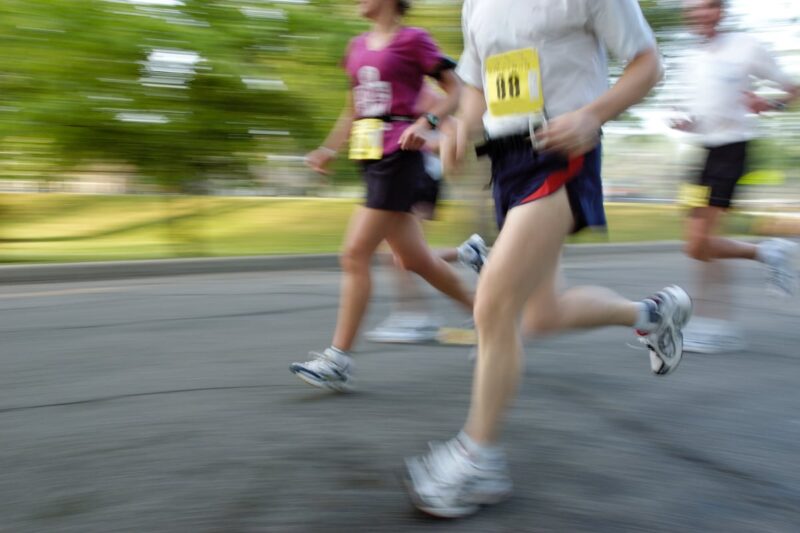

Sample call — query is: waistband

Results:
[475,133,535,158]
[355,115,416,123]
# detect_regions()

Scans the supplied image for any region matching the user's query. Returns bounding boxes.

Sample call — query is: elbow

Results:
[648,48,665,88]
[633,47,663,91]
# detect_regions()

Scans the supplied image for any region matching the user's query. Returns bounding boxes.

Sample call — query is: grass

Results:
[0,193,759,263]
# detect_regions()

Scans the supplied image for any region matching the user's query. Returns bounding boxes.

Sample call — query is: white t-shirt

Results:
[457,0,656,138]
[682,32,794,147]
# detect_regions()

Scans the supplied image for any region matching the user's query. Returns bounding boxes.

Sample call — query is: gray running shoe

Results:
[289,348,353,392]
[404,436,512,518]
[637,286,693,376]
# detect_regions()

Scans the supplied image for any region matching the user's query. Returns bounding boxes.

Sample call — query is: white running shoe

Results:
[683,317,746,354]
[364,312,440,344]
[289,348,353,392]
[404,436,513,518]
[760,238,799,297]
[637,286,693,376]
[457,234,488,274]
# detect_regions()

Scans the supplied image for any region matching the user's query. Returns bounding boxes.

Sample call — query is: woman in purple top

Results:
[291,0,473,391]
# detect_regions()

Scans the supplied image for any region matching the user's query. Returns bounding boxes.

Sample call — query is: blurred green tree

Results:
[0,0,312,191]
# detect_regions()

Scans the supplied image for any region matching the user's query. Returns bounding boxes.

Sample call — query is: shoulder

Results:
[348,33,368,49]
[344,33,366,58]
[400,26,435,44]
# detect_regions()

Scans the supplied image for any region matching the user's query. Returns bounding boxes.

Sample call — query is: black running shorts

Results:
[696,141,749,209]
[362,150,435,213]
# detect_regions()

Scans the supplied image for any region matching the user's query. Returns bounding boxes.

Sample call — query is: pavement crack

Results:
[0,385,269,414]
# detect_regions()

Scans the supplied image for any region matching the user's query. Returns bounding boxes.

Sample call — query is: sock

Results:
[457,430,503,463]
[634,300,660,333]
[756,241,777,264]
[326,345,351,364]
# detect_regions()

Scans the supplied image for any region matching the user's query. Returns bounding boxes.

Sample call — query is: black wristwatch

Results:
[424,112,440,130]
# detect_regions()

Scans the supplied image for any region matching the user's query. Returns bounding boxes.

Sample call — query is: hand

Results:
[398,119,431,151]
[743,91,773,114]
[305,147,336,175]
[534,109,601,158]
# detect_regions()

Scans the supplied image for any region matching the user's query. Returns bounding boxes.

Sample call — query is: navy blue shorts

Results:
[489,144,606,233]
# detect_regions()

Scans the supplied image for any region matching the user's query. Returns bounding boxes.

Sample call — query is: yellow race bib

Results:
[678,183,711,208]
[349,119,384,160]
[485,48,544,117]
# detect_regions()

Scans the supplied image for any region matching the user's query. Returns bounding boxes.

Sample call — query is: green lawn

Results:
[0,193,757,263]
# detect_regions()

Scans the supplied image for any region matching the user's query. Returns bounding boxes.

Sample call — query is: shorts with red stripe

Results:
[489,144,605,233]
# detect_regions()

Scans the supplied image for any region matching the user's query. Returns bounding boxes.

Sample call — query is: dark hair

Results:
[398,0,411,15]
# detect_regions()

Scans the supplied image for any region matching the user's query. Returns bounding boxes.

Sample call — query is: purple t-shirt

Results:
[344,27,447,156]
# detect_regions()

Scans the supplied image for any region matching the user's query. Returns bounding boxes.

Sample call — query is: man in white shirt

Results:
[674,0,799,354]
[404,0,693,518]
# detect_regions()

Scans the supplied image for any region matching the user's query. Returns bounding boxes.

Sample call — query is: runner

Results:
[366,84,488,345]
[404,0,692,517]
[290,0,473,391]
[673,0,799,354]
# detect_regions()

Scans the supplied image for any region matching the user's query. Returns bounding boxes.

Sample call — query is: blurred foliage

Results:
[0,0,312,190]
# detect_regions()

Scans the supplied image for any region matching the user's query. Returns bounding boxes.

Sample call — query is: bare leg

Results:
[685,207,746,320]
[385,214,473,312]
[685,207,757,262]
[465,189,639,445]
[331,208,401,351]
[389,258,428,314]
[522,279,638,337]
[387,247,459,314]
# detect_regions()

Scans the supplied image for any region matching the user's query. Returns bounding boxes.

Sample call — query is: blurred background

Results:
[1,0,799,263]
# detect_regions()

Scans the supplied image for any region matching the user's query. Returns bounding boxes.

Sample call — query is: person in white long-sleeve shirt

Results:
[672,0,800,354]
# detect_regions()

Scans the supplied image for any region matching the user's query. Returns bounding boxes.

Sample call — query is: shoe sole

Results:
[401,460,512,519]
[290,368,353,393]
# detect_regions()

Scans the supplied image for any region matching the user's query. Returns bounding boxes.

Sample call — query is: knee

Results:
[340,246,372,273]
[685,238,710,262]
[474,289,518,333]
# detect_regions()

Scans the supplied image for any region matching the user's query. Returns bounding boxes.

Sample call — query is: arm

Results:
[537,47,662,157]
[452,84,487,168]
[399,69,462,151]
[538,0,662,157]
[305,93,353,175]
[750,39,800,111]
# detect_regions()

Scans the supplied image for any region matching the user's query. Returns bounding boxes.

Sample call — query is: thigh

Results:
[478,187,574,312]
[342,207,403,259]
[383,213,433,267]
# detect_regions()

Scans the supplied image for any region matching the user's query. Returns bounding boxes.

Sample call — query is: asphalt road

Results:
[1,251,799,532]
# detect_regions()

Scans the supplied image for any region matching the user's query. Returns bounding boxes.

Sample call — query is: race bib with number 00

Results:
[349,119,384,160]
[485,48,544,118]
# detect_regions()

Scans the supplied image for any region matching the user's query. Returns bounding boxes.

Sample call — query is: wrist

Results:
[422,113,440,130]
[319,146,338,157]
